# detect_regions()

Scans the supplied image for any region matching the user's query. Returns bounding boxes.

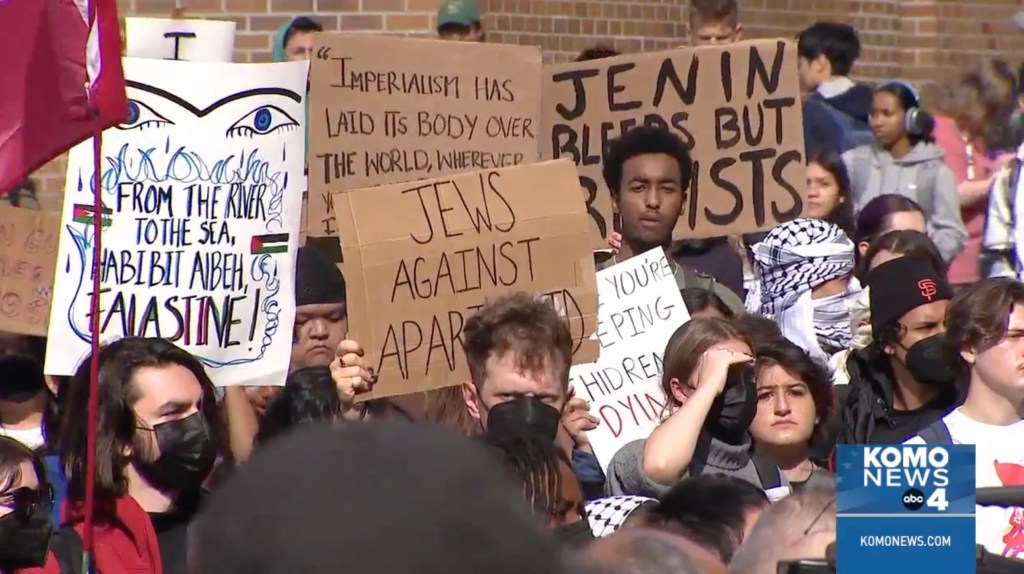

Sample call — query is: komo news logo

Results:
[863,446,950,512]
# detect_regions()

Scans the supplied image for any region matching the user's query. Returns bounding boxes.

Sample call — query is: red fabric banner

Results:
[0,0,127,194]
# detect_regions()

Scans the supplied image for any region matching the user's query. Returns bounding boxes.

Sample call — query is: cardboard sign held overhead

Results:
[0,205,59,337]
[308,35,543,259]
[334,159,598,400]
[543,39,807,248]
[126,17,236,62]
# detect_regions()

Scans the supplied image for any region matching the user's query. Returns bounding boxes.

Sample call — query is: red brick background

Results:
[28,0,1024,208]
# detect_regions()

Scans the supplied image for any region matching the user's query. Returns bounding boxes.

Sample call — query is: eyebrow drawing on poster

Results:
[46,58,309,386]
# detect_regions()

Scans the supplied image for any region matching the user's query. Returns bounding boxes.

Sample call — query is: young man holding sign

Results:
[905,278,1024,557]
[599,126,745,313]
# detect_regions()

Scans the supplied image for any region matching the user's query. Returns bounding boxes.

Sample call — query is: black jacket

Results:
[837,344,963,445]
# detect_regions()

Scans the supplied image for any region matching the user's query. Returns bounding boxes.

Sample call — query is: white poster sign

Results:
[45,58,309,386]
[568,248,690,471]
[126,17,236,62]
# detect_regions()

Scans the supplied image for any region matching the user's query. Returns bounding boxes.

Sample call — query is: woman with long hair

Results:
[606,318,785,499]
[931,61,1017,287]
[805,149,855,235]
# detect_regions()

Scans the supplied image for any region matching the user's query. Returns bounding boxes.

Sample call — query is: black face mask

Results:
[0,356,47,403]
[0,504,53,568]
[706,364,757,444]
[903,334,957,388]
[552,519,594,548]
[485,397,562,443]
[135,412,217,491]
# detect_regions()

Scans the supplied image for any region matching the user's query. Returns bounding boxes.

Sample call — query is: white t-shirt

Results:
[0,425,45,450]
[905,409,1024,557]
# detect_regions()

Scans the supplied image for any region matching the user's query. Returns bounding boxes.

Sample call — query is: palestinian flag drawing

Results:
[73,204,113,227]
[251,233,290,255]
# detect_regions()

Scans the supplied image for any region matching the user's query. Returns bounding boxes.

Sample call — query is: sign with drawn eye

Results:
[45,58,310,386]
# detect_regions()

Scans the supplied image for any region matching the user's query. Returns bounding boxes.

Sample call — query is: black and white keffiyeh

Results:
[584,495,655,538]
[753,219,858,363]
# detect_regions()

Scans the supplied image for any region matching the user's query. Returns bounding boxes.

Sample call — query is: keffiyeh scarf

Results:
[584,496,655,538]
[753,219,859,363]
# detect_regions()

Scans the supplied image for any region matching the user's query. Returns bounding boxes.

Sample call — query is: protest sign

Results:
[334,159,598,400]
[0,205,59,337]
[543,39,806,247]
[308,35,542,260]
[45,58,309,386]
[126,17,236,62]
[568,248,688,470]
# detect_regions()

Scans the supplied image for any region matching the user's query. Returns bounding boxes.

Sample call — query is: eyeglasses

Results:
[0,486,55,521]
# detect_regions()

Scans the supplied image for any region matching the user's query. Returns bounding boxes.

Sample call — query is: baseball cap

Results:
[438,0,480,27]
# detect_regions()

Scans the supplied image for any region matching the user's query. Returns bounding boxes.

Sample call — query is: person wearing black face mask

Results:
[35,338,222,574]
[461,293,606,500]
[0,437,54,573]
[607,318,790,500]
[838,256,963,445]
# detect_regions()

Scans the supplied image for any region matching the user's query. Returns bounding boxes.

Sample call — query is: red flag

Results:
[0,0,128,193]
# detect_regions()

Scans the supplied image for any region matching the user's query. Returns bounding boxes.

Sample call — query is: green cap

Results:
[438,0,480,27]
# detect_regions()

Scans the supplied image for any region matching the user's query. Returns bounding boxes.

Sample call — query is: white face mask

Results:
[811,281,862,354]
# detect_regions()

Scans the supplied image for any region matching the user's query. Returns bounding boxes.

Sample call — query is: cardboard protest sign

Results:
[568,248,689,471]
[543,39,806,247]
[126,17,236,62]
[308,35,542,260]
[45,58,309,386]
[0,205,59,337]
[335,159,598,400]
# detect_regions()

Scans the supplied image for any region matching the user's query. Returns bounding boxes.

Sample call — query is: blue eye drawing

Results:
[116,100,173,131]
[226,105,299,138]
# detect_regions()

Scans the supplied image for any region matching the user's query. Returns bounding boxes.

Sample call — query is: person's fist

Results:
[329,339,377,406]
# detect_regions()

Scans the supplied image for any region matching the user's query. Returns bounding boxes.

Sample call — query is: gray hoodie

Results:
[842,142,967,262]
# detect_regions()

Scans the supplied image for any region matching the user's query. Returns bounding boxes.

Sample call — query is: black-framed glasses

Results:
[1,486,55,521]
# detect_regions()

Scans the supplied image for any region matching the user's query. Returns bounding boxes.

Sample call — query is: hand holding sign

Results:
[562,394,600,450]
[330,339,378,406]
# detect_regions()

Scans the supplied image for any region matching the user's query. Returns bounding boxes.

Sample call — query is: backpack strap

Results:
[50,527,85,574]
[750,452,790,502]
[916,420,953,445]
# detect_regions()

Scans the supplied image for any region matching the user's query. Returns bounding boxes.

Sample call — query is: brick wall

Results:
[27,0,1024,208]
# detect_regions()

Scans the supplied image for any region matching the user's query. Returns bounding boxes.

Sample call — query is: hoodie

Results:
[816,82,874,124]
[803,80,874,156]
[272,21,311,150]
[842,142,967,262]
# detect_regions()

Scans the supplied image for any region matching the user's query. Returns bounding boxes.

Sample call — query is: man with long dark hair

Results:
[33,338,222,574]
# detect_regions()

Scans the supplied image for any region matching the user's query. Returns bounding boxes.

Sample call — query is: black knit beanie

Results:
[867,256,952,335]
[294,245,346,307]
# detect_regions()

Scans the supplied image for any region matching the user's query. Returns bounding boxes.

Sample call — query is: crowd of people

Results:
[3,0,1024,573]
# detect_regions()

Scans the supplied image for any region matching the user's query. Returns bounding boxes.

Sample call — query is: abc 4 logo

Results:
[902,487,949,511]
